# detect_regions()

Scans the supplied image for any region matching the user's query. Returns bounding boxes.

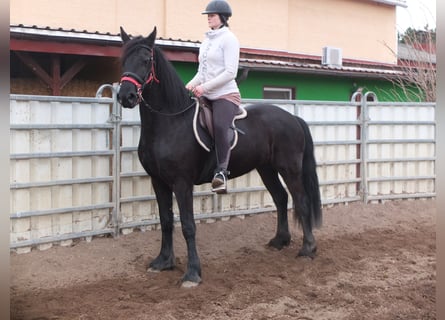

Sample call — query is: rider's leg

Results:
[211,98,239,193]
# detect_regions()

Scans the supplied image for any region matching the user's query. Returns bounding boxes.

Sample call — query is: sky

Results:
[396,0,436,32]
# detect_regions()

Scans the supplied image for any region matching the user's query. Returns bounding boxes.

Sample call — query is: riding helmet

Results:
[202,0,232,17]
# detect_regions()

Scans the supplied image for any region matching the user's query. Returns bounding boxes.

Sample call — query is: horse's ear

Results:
[147,26,157,46]
[120,26,131,43]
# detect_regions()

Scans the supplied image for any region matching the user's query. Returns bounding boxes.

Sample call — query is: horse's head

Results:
[118,26,158,108]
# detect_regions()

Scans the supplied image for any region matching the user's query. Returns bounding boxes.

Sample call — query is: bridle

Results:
[119,44,197,116]
[119,45,160,105]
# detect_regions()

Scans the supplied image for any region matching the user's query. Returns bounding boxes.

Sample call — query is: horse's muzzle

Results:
[117,85,139,109]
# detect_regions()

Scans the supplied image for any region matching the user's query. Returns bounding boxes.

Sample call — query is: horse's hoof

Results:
[147,267,161,273]
[268,236,291,250]
[181,280,200,288]
[297,246,317,259]
[181,272,202,288]
[148,256,176,272]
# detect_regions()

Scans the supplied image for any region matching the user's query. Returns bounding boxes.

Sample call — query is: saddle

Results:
[192,97,247,152]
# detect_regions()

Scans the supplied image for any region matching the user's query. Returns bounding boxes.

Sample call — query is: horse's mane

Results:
[152,45,192,109]
[122,37,192,110]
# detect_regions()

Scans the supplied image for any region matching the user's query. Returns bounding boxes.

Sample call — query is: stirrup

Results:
[211,171,228,194]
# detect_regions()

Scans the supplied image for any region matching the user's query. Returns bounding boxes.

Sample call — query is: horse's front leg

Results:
[173,180,201,287]
[148,177,176,272]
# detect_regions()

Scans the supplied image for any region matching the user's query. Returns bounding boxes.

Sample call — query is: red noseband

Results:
[120,76,143,90]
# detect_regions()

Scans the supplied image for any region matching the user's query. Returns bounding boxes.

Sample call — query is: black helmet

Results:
[202,0,232,17]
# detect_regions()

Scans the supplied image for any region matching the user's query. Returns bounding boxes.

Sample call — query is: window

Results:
[263,86,295,100]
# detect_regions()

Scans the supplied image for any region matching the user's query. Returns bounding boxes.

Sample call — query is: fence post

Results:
[351,91,363,201]
[96,83,121,237]
[360,91,378,204]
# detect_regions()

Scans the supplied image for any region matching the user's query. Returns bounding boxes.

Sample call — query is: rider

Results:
[186,0,241,194]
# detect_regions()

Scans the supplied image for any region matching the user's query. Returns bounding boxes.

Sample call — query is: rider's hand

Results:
[192,85,205,97]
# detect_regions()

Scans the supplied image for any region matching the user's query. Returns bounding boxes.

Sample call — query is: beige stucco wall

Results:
[10,0,397,64]
[287,0,397,63]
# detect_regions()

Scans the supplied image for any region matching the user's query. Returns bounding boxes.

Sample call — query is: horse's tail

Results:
[296,116,322,228]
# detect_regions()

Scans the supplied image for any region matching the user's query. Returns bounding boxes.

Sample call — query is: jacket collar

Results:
[205,26,228,39]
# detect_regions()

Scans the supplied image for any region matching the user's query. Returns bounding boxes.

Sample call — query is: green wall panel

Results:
[172,62,413,102]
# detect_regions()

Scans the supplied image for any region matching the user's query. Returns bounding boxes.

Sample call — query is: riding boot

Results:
[211,168,230,194]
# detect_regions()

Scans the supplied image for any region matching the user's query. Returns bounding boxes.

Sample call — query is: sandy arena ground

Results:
[11,199,436,320]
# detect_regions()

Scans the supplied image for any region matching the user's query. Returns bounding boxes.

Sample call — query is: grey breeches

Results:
[211,98,239,172]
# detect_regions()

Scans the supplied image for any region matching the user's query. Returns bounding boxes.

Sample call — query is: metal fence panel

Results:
[244,99,363,205]
[10,95,116,251]
[9,89,436,251]
[365,102,435,202]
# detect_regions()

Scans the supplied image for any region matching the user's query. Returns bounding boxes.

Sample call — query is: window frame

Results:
[262,86,296,100]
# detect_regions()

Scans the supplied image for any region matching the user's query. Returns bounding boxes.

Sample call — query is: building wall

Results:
[173,61,405,102]
[10,0,398,64]
[287,0,396,63]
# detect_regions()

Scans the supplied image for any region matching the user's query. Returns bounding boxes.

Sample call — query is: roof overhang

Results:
[10,25,200,62]
[10,25,405,79]
[239,59,404,80]
[370,0,407,7]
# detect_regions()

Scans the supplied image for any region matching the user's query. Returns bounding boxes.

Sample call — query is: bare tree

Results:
[384,27,436,102]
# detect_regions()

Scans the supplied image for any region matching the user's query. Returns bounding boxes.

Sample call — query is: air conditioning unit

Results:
[322,46,342,67]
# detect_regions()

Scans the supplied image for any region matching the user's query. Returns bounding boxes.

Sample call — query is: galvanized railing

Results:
[9,85,436,250]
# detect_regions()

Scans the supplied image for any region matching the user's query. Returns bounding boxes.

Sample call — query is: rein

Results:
[144,98,198,117]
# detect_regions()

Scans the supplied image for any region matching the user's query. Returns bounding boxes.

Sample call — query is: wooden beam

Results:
[14,52,87,95]
[60,59,87,90]
[14,51,53,87]
[51,54,61,95]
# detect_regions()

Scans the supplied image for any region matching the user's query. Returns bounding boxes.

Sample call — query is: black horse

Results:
[118,27,322,287]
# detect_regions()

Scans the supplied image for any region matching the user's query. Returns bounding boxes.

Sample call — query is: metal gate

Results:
[10,85,436,251]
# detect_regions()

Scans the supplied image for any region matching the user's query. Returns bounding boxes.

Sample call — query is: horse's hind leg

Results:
[257,166,291,250]
[148,177,176,271]
[281,172,317,258]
